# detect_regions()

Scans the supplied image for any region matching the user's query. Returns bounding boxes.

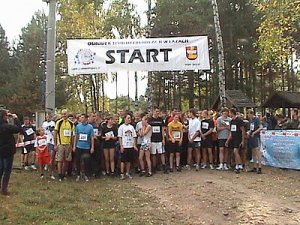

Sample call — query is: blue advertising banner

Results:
[260,130,300,170]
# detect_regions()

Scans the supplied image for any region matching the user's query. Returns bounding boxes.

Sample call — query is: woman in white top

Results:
[139,115,153,177]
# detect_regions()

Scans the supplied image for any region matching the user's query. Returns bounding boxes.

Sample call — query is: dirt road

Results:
[133,167,300,225]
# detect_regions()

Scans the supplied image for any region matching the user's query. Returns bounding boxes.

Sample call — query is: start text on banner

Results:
[67,36,210,74]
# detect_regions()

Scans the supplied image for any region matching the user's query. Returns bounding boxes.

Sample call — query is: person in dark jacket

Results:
[0,109,22,195]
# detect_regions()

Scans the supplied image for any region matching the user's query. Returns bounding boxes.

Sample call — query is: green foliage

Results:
[57,0,142,112]
[0,25,11,98]
[252,0,300,66]
[0,13,47,116]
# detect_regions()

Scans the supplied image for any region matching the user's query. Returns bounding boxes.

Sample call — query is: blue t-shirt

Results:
[76,123,94,150]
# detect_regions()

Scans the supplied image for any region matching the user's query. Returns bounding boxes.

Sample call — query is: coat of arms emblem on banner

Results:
[186,46,198,60]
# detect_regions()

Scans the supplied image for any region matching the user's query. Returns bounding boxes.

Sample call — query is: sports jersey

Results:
[230,117,244,140]
[188,117,201,142]
[247,117,261,138]
[118,123,137,149]
[217,116,232,140]
[102,124,118,148]
[54,119,74,145]
[148,117,164,142]
[22,124,36,143]
[168,121,183,141]
[200,119,214,135]
[89,122,100,137]
[75,123,94,150]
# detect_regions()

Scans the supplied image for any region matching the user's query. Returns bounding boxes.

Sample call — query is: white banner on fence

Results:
[67,36,210,75]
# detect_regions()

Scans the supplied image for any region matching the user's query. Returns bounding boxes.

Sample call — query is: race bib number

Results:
[152,126,160,133]
[231,125,237,132]
[63,130,71,137]
[173,131,181,139]
[105,131,114,137]
[38,139,47,146]
[79,134,88,141]
[26,128,34,136]
[94,129,99,136]
[250,123,255,131]
[202,122,209,129]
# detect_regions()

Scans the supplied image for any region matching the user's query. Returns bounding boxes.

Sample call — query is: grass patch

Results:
[0,168,178,225]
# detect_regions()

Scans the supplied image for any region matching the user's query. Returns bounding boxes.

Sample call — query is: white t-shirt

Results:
[135,121,143,145]
[188,118,201,142]
[42,120,56,145]
[118,124,137,148]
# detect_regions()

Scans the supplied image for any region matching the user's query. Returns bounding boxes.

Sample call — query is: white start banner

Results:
[67,36,210,75]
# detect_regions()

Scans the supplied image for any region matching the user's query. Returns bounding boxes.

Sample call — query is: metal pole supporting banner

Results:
[44,0,56,112]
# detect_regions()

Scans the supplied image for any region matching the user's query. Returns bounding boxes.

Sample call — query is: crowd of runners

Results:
[16,105,296,182]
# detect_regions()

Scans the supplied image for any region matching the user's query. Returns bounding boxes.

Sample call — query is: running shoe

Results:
[31,165,37,170]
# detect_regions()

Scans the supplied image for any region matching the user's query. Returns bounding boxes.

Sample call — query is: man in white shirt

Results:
[42,112,56,179]
[187,109,201,170]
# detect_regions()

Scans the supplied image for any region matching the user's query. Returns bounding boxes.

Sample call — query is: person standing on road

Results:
[138,115,153,177]
[200,110,215,170]
[168,114,183,172]
[21,116,37,170]
[53,109,74,181]
[226,108,246,174]
[0,110,22,195]
[148,106,168,174]
[187,109,201,171]
[118,114,138,180]
[102,115,118,176]
[35,127,51,179]
[73,114,94,182]
[42,112,56,179]
[216,108,231,170]
[247,110,263,174]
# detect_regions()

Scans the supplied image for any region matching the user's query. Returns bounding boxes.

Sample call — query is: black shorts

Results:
[120,148,136,163]
[188,141,201,148]
[103,141,116,149]
[232,138,243,149]
[169,141,181,153]
[218,139,227,148]
[248,137,260,149]
[22,144,35,154]
[201,137,213,148]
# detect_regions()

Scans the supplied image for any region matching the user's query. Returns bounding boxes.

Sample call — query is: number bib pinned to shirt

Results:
[63,130,72,137]
[231,125,237,132]
[173,131,181,139]
[202,122,209,130]
[38,139,47,146]
[250,123,255,131]
[152,126,160,133]
[79,134,88,141]
[105,131,114,137]
[26,128,34,136]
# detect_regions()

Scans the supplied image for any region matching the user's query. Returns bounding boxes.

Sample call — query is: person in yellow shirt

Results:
[168,114,183,172]
[53,109,74,181]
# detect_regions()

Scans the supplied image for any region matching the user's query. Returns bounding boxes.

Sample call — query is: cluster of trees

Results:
[148,0,300,110]
[0,0,299,116]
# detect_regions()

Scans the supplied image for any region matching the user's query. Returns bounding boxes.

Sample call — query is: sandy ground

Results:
[133,166,300,225]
